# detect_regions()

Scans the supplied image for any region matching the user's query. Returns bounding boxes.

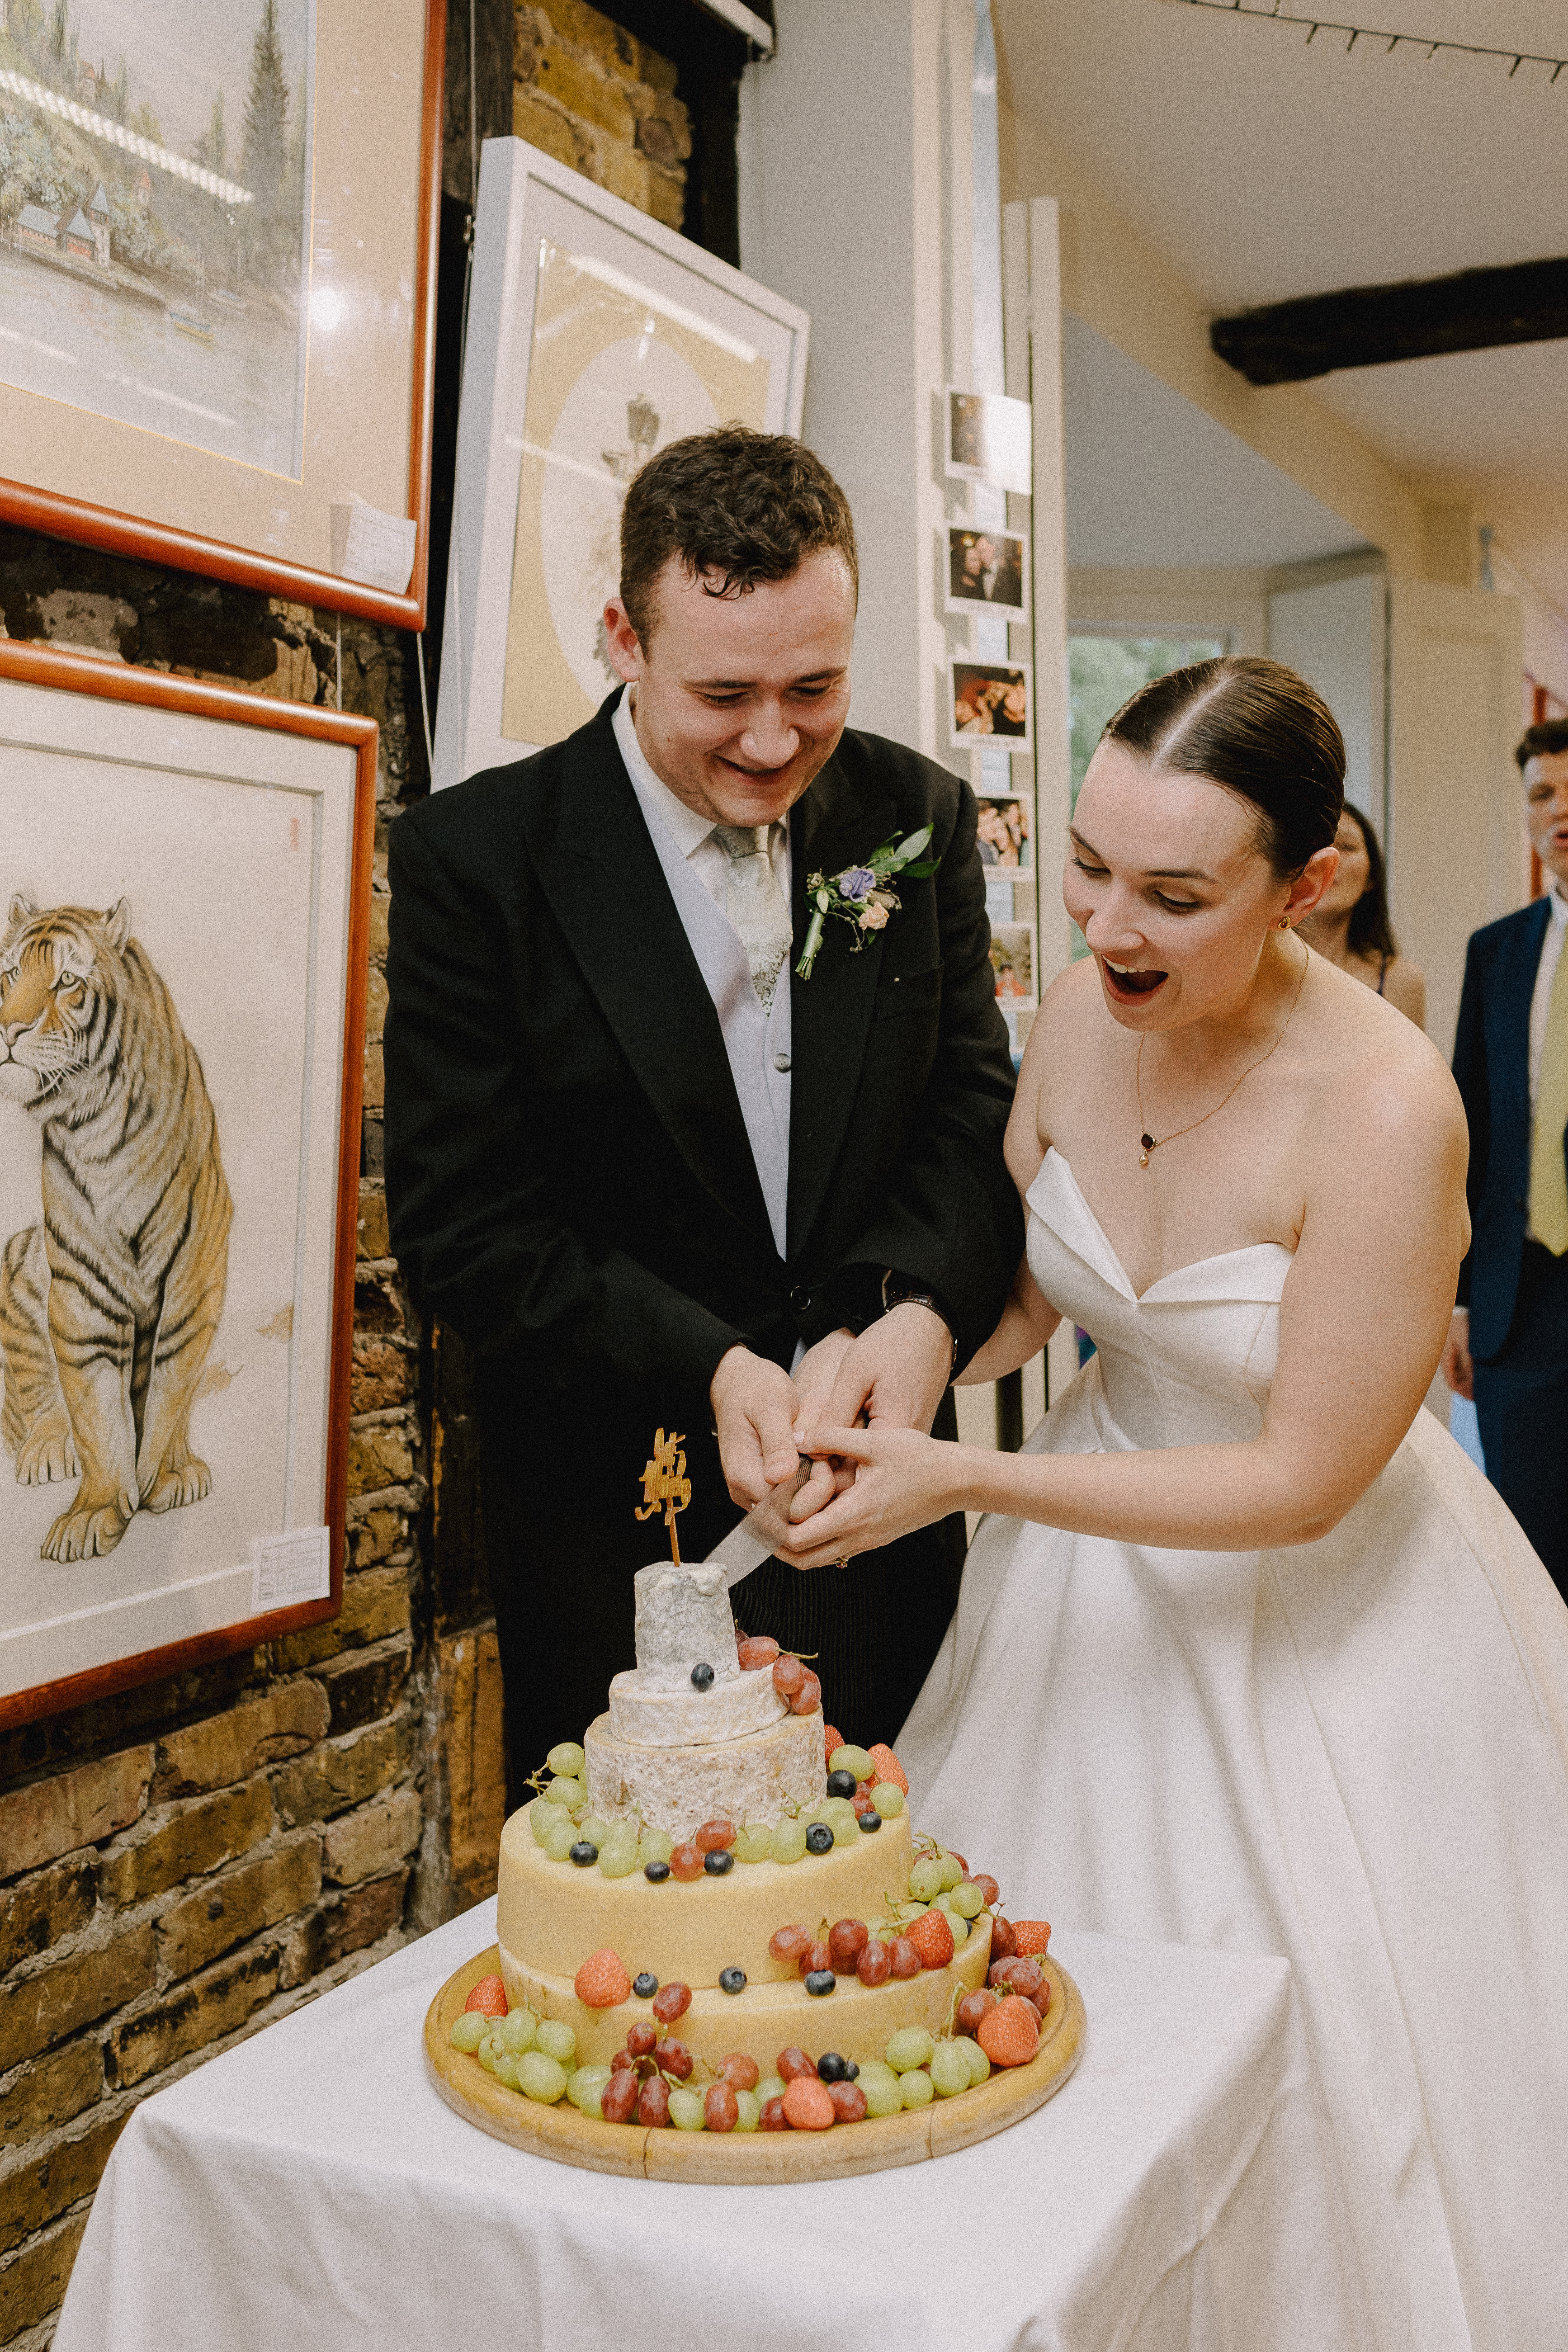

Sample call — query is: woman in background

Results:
[1299,803,1425,1026]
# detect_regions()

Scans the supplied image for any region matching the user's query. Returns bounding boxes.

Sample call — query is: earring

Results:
[1278,916,1291,930]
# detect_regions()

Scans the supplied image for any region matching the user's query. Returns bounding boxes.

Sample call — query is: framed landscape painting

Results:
[0,0,444,627]
[433,140,810,789]
[0,643,375,1731]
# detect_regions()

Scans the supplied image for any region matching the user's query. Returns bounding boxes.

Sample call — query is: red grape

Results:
[654,2039,693,2080]
[601,2069,639,2123]
[776,2046,816,2082]
[989,1955,1044,1998]
[791,1670,822,1716]
[772,1655,807,1700]
[973,1873,1001,1908]
[626,2019,658,2055]
[718,2053,760,2092]
[760,2096,789,2130]
[990,1914,1016,1959]
[768,1923,811,1964]
[828,1918,869,1972]
[609,2048,634,2073]
[652,1982,691,2025]
[888,1936,921,1979]
[827,2081,868,2124]
[694,1818,736,1853]
[799,1938,831,1978]
[851,1790,874,1818]
[704,2083,740,2132]
[855,1939,892,1988]
[637,2076,671,2127]
[738,1636,781,1671]
[956,1989,997,2036]
[669,1844,704,1882]
[947,1851,969,1875]
[1029,1979,1053,2019]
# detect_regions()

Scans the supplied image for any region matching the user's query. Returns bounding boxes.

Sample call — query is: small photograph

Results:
[950,657,1033,753]
[976,796,1032,869]
[990,924,1037,1006]
[945,387,1033,494]
[945,525,1029,618]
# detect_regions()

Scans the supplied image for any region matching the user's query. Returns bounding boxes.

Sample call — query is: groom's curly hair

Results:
[620,425,859,646]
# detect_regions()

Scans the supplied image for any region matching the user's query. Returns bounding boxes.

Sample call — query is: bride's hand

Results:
[778,1424,954,1567]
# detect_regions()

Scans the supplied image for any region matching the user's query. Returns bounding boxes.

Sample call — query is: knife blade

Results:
[704,1456,813,1592]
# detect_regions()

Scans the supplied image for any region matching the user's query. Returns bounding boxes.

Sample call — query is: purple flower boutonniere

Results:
[795,827,941,981]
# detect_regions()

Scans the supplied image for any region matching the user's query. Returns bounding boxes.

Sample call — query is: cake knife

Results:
[704,1456,813,1591]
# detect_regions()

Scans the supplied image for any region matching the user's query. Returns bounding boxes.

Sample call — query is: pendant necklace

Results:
[1135,930,1308,1169]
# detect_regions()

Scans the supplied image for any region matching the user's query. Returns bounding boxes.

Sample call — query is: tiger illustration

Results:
[0,895,231,1562]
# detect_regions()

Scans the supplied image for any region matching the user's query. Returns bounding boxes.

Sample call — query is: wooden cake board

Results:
[424,1943,1086,2183]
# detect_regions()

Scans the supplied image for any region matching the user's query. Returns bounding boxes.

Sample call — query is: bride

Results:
[784,657,1568,2352]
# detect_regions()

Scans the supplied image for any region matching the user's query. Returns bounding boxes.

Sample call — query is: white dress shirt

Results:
[1525,880,1568,1243]
[613,687,793,1260]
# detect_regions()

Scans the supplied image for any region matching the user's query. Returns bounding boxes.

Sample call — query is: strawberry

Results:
[823,1722,845,1765]
[904,1906,956,1969]
[782,2073,836,2129]
[867,1742,908,1795]
[1012,1918,1052,1955]
[573,1948,631,2008]
[463,1972,507,2017]
[977,1995,1041,2068]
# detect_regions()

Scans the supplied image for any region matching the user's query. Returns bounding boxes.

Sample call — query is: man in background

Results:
[1444,718,1568,1604]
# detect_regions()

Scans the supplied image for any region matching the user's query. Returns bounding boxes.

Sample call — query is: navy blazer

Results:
[1452,895,1561,1358]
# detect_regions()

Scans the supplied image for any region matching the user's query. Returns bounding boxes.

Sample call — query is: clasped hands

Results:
[710,1304,955,1571]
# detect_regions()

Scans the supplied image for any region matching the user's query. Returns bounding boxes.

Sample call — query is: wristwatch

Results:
[881,1271,959,1377]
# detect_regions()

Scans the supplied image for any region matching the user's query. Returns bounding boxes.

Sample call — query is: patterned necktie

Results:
[1530,927,1568,1255]
[710,824,792,1015]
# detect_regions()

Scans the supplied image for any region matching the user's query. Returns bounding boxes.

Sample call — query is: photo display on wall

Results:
[944,387,1033,496]
[945,524,1030,620]
[950,656,1033,755]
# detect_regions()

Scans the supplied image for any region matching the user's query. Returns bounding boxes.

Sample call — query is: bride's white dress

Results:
[900,1149,1568,2352]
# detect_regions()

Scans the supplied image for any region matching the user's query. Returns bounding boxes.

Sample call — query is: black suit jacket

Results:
[383,694,1022,1754]
[1453,895,1562,1359]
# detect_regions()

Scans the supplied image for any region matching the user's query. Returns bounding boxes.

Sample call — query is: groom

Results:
[384,426,1021,1777]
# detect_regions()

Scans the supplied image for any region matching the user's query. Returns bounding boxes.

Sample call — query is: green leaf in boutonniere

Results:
[794,828,943,980]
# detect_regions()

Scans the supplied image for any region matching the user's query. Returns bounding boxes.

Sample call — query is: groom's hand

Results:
[711,1345,802,1507]
[789,1328,859,1519]
[805,1303,953,1472]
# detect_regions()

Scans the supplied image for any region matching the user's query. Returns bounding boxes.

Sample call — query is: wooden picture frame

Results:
[433,138,810,789]
[0,642,375,1732]
[0,0,444,629]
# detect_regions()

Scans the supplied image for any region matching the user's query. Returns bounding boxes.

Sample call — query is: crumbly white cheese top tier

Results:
[632,1561,738,1692]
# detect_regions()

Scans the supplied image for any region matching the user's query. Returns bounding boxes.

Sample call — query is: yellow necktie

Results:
[1530,929,1568,1255]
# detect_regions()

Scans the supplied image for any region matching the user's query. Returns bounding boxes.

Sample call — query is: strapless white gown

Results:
[900,1149,1568,2352]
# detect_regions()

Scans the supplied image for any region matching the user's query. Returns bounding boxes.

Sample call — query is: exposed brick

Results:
[321,1786,422,1888]
[599,138,649,213]
[324,1868,409,1963]
[0,1927,156,2073]
[0,2108,128,2257]
[106,1944,279,2090]
[271,1717,412,1829]
[0,1856,95,1973]
[363,1039,384,1110]
[0,2211,87,2343]
[270,1566,411,1672]
[367,895,389,959]
[363,966,388,1039]
[158,1837,323,1982]
[347,1504,410,1570]
[0,1748,152,1880]
[352,1268,410,1339]
[644,159,685,232]
[440,1627,506,1905]
[0,2040,100,2145]
[539,0,643,78]
[356,1184,390,1261]
[513,85,585,171]
[644,88,690,161]
[347,1421,415,1496]
[316,1638,411,1736]
[99,1778,274,1908]
[350,1338,410,1415]
[154,1683,330,1801]
[534,44,635,140]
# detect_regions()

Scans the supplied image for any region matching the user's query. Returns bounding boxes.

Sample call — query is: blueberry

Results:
[804,1968,836,1997]
[845,2061,860,2081]
[632,1972,658,1998]
[719,1965,746,1995]
[816,2051,849,2081]
[569,1841,598,1866]
[704,1849,734,1876]
[643,1860,671,1883]
[690,1662,715,1691]
[825,1768,858,1799]
[804,1822,835,1855]
[857,1810,883,1834]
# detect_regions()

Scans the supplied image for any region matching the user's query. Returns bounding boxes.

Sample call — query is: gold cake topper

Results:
[636,1427,692,1564]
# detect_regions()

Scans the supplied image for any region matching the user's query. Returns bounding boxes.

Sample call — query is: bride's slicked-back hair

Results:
[1102,655,1345,878]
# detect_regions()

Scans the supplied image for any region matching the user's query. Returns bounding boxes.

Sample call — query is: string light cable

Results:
[1171,2,1568,81]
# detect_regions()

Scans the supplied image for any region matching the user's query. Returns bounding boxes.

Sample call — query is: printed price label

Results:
[329,498,416,594]
[252,1526,333,1614]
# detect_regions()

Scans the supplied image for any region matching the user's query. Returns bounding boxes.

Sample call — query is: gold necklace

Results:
[1135,935,1308,1169]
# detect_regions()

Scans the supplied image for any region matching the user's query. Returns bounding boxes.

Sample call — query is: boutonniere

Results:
[795,828,941,981]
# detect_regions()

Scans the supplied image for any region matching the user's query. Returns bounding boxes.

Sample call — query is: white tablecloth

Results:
[54,1899,1365,2352]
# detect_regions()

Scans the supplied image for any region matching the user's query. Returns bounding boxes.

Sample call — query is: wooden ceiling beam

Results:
[1210,256,1568,385]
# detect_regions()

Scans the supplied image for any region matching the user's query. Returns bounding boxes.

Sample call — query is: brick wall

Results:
[0,7,690,2343]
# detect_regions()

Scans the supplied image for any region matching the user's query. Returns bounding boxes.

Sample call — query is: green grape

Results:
[885,2026,935,2073]
[539,1812,576,1863]
[875,1925,900,1944]
[831,1812,859,1847]
[827,1744,874,1784]
[567,2064,611,2111]
[490,2049,523,2091]
[937,1853,963,1893]
[449,2011,489,2053]
[516,2051,568,2103]
[477,2030,502,2073]
[952,1880,985,1919]
[963,2038,991,2086]
[578,1814,612,1851]
[869,1781,905,1818]
[545,1776,584,1809]
[769,1819,807,1865]
[734,1822,773,1864]
[535,2019,577,2066]
[667,2087,706,2131]
[798,1799,831,1824]
[547,1741,586,1778]
[908,1857,944,1903]
[576,2082,606,2121]
[755,2073,786,2105]
[826,1799,860,1828]
[733,2089,760,2132]
[598,1831,640,1879]
[497,2007,538,2055]
[530,1802,557,1847]
[638,1828,674,1867]
[949,1910,970,1944]
[932,1890,957,1915]
[930,2042,973,2098]
[862,2072,905,2118]
[855,2059,898,2090]
[899,2067,935,2109]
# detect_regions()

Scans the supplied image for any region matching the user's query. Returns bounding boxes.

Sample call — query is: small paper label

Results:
[985,876,1016,926]
[330,498,416,594]
[252,1526,332,1614]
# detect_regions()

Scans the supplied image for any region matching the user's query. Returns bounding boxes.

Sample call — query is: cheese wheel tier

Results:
[499,1798,916,1988]
[583,1706,826,1842]
[498,1921,992,2073]
[606,1665,784,1747]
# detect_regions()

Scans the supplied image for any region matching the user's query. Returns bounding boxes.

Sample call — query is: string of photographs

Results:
[944,385,1037,1015]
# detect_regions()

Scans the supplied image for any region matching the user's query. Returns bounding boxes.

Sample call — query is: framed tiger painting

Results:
[0,643,375,1729]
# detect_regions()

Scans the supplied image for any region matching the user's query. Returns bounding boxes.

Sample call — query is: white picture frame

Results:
[944,387,1033,496]
[945,524,1030,622]
[949,656,1034,756]
[433,140,811,790]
